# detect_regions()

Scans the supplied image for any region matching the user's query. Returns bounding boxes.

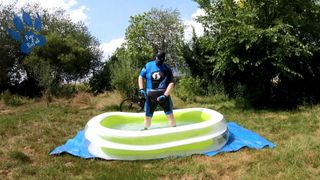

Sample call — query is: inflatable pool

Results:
[84,108,229,160]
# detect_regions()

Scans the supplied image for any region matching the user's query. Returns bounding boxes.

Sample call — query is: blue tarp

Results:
[50,122,275,159]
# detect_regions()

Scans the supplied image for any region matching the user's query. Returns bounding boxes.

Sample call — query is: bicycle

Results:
[119,89,146,112]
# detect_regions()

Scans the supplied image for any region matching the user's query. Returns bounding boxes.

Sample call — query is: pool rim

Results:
[84,108,225,138]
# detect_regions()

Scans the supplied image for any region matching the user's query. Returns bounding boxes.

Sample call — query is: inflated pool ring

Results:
[85,108,229,160]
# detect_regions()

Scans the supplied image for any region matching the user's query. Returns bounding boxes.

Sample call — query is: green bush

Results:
[75,83,91,93]
[89,61,112,95]
[110,57,139,98]
[2,90,24,106]
[175,77,203,102]
[55,84,76,98]
[206,81,225,96]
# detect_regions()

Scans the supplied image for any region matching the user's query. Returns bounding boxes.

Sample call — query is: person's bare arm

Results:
[138,76,145,90]
[164,82,174,96]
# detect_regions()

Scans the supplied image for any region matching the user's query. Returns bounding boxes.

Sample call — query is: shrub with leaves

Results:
[175,76,203,102]
[110,48,140,98]
[196,0,320,107]
[2,90,24,106]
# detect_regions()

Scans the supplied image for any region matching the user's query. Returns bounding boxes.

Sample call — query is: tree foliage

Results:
[0,4,25,92]
[110,47,139,97]
[183,27,214,82]
[89,60,112,95]
[196,0,320,107]
[125,8,185,69]
[0,3,103,97]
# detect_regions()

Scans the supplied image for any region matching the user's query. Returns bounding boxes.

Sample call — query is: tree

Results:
[0,3,103,97]
[89,58,113,95]
[0,4,26,92]
[125,8,185,69]
[110,47,139,97]
[196,0,320,107]
[183,27,214,82]
[25,30,102,83]
[26,11,103,83]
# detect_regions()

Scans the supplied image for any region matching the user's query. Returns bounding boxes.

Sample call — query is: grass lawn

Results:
[0,92,319,179]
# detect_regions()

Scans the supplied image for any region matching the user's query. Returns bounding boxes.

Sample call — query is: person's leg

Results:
[143,96,157,130]
[143,116,152,129]
[162,96,176,127]
[166,113,176,127]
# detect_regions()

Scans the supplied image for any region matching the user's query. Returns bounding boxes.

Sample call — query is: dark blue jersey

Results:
[140,60,174,92]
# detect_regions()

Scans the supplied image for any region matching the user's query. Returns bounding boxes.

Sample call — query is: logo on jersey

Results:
[152,71,163,81]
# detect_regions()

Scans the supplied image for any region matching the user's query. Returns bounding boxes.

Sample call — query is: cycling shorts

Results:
[144,89,173,117]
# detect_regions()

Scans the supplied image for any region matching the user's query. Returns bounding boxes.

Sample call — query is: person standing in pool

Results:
[138,51,176,130]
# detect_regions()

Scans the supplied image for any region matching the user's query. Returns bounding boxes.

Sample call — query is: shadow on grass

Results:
[9,151,31,163]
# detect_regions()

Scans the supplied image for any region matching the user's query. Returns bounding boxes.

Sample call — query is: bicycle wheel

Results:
[120,98,143,112]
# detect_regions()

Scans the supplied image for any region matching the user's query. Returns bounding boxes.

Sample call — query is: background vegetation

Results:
[196,0,320,107]
[2,0,320,108]
[0,4,103,99]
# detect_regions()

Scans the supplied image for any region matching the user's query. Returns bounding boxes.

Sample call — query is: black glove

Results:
[157,95,167,102]
[139,89,146,98]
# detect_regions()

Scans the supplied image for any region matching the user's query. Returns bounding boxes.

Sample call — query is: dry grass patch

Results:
[262,113,289,120]
[63,91,122,111]
[94,91,122,110]
[71,92,96,109]
[0,100,16,115]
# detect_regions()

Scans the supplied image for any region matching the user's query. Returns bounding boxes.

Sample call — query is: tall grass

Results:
[0,92,319,179]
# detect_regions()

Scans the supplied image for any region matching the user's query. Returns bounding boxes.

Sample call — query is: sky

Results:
[0,0,204,59]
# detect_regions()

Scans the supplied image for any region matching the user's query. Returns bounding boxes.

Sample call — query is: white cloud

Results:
[100,37,126,61]
[0,0,88,23]
[184,8,205,41]
[69,5,89,23]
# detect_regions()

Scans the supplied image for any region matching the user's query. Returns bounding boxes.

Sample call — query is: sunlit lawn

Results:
[0,92,319,179]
